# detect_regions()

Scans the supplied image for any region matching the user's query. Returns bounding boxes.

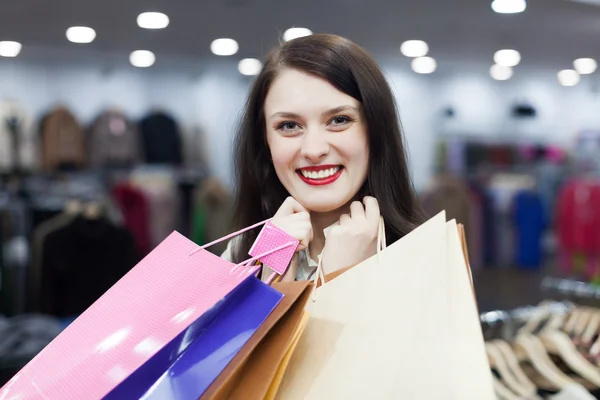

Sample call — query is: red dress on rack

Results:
[556,179,600,277]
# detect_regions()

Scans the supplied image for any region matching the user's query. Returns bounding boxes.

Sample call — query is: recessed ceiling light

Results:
[490,64,513,80]
[129,50,155,68]
[283,27,313,42]
[494,49,521,67]
[137,12,170,29]
[400,40,429,58]
[238,58,262,76]
[557,69,580,86]
[210,38,239,56]
[574,58,597,75]
[0,41,22,58]
[66,26,96,44]
[411,56,437,74]
[491,0,527,14]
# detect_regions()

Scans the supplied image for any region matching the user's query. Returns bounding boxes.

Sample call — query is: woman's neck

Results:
[308,207,348,261]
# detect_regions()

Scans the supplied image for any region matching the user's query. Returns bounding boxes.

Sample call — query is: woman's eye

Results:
[277,121,300,132]
[330,116,351,126]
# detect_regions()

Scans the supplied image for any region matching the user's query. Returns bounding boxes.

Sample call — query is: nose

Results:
[300,129,329,163]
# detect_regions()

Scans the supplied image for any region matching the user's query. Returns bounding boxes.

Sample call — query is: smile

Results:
[296,165,343,186]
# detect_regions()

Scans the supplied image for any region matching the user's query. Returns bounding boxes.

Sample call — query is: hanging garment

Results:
[0,100,37,173]
[192,177,234,256]
[0,194,30,317]
[421,174,474,260]
[39,107,86,171]
[39,216,138,318]
[556,179,600,270]
[29,212,76,313]
[130,168,180,248]
[112,182,151,257]
[88,109,142,168]
[513,190,546,269]
[138,111,183,165]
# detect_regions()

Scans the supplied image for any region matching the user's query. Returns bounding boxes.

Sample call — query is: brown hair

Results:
[230,33,425,263]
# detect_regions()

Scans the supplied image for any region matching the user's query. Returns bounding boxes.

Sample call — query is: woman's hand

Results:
[271,197,313,251]
[264,197,313,282]
[321,196,381,274]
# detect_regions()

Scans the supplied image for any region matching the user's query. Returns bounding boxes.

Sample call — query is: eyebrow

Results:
[269,105,360,120]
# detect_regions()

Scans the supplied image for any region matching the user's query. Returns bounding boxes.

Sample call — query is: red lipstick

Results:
[296,165,343,186]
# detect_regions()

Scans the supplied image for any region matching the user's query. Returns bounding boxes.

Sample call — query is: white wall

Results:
[1,58,599,190]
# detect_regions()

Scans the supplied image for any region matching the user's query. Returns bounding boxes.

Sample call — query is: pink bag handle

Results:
[189,218,271,256]
[188,218,298,278]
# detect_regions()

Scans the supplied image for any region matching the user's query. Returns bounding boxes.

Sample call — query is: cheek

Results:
[267,135,297,172]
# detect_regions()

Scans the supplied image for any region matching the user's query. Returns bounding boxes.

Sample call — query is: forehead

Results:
[264,68,359,115]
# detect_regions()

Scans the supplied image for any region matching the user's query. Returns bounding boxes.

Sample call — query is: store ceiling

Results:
[0,0,599,73]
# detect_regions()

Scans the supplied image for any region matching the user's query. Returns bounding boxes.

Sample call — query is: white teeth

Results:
[301,166,341,180]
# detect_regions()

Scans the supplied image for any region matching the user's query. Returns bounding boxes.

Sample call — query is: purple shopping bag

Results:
[104,275,282,399]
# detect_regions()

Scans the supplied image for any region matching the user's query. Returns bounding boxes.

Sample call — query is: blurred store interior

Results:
[2,0,600,393]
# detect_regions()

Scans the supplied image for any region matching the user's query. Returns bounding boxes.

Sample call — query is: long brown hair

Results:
[231,33,425,263]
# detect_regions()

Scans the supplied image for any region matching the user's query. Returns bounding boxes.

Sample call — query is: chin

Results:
[296,196,351,214]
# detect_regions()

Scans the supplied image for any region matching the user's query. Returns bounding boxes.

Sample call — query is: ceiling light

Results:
[574,58,597,75]
[490,64,513,80]
[283,27,313,42]
[0,41,22,58]
[66,26,96,44]
[129,50,155,68]
[238,58,262,76]
[210,38,239,56]
[494,49,521,67]
[557,69,580,86]
[491,0,527,14]
[411,56,437,74]
[137,12,170,29]
[400,40,429,58]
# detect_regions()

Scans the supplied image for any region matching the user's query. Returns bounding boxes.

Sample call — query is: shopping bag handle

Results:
[189,218,299,277]
[311,216,387,302]
[189,218,272,256]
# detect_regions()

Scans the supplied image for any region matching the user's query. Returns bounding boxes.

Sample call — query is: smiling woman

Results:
[223,33,425,281]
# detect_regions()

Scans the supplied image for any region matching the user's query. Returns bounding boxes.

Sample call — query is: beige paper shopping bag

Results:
[276,211,495,399]
[446,219,495,397]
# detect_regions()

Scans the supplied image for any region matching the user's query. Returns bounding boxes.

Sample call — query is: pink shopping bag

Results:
[0,219,298,400]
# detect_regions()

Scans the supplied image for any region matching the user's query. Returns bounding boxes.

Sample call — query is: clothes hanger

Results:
[487,342,536,397]
[580,310,600,346]
[492,374,521,400]
[535,307,600,387]
[571,308,592,339]
[563,308,581,337]
[493,340,539,397]
[514,334,576,390]
[538,329,600,387]
[83,202,103,220]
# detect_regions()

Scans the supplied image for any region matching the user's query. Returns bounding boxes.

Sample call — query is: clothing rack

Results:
[541,277,600,301]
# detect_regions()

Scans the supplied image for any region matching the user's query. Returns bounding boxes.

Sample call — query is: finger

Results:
[276,197,309,217]
[363,196,380,222]
[349,201,366,220]
[339,213,351,225]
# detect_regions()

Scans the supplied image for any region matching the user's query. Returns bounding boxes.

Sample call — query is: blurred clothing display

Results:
[0,100,37,173]
[513,190,545,269]
[39,214,138,317]
[129,167,180,248]
[112,182,151,257]
[191,176,233,256]
[39,107,86,172]
[139,111,183,165]
[88,109,142,168]
[556,178,600,279]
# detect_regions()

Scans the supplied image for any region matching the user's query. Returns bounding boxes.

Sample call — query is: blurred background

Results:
[1,0,600,388]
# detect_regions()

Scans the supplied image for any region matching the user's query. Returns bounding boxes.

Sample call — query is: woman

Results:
[223,33,425,281]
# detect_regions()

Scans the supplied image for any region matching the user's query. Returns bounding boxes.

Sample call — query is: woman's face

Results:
[264,68,369,213]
